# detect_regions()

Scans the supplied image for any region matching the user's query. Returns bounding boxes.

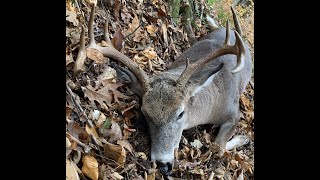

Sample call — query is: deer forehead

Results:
[142,81,187,122]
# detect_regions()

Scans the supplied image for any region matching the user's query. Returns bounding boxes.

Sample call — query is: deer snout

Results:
[151,152,174,175]
[156,161,173,176]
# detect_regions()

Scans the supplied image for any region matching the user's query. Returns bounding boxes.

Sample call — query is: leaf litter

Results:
[66,0,254,179]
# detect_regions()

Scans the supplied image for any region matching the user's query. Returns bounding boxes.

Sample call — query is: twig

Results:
[119,164,136,175]
[125,40,153,51]
[94,153,124,168]
[125,23,141,40]
[66,83,94,127]
[74,0,85,20]
[66,132,92,153]
[129,156,148,171]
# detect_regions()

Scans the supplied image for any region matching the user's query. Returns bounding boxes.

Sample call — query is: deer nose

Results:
[156,161,172,176]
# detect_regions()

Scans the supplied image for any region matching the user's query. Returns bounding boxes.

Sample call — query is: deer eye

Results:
[177,111,184,119]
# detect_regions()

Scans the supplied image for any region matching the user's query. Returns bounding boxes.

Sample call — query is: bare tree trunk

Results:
[180,0,196,45]
[168,0,181,26]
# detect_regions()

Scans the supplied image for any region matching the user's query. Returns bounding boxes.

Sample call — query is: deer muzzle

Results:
[149,122,184,175]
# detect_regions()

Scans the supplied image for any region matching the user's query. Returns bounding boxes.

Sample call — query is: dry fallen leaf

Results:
[123,124,136,140]
[126,14,139,35]
[66,159,80,180]
[100,120,123,143]
[136,152,147,160]
[85,123,103,146]
[66,137,72,148]
[66,0,76,12]
[161,23,168,46]
[146,25,158,37]
[104,142,126,166]
[96,113,108,128]
[66,137,73,158]
[83,85,113,107]
[133,28,148,44]
[117,140,133,153]
[86,48,106,64]
[97,67,116,83]
[66,106,73,121]
[142,47,157,60]
[85,124,100,139]
[110,172,124,180]
[67,122,89,144]
[101,79,126,100]
[240,94,251,110]
[85,0,97,5]
[147,173,155,180]
[82,155,99,180]
[66,10,79,26]
[120,5,132,24]
[66,53,74,69]
[203,131,212,144]
[112,28,124,51]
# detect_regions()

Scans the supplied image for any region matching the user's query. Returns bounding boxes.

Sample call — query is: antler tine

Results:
[85,3,150,92]
[73,26,87,76]
[104,20,113,47]
[231,6,242,36]
[224,19,230,46]
[176,30,246,87]
[79,26,85,51]
[231,31,245,73]
[88,4,96,46]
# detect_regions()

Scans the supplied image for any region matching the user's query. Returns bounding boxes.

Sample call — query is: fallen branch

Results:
[66,83,94,127]
[66,132,92,153]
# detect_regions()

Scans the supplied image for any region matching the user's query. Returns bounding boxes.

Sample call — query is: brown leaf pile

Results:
[66,0,254,179]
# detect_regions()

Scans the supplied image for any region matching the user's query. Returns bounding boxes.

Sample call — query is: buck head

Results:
[142,78,188,175]
[78,4,246,175]
[114,58,228,175]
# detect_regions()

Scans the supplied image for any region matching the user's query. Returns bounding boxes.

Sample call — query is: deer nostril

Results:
[156,161,172,176]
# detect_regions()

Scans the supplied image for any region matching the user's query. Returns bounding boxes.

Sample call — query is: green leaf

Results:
[103,117,112,129]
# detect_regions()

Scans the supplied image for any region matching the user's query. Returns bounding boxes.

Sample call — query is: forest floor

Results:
[66,0,254,179]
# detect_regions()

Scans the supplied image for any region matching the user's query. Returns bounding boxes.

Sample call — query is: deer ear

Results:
[111,62,143,97]
[188,63,224,98]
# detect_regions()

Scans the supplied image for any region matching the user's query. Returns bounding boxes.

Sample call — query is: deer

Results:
[75,3,252,176]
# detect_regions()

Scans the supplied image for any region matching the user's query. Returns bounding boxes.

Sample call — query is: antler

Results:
[176,18,246,87]
[231,6,242,36]
[75,4,150,92]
